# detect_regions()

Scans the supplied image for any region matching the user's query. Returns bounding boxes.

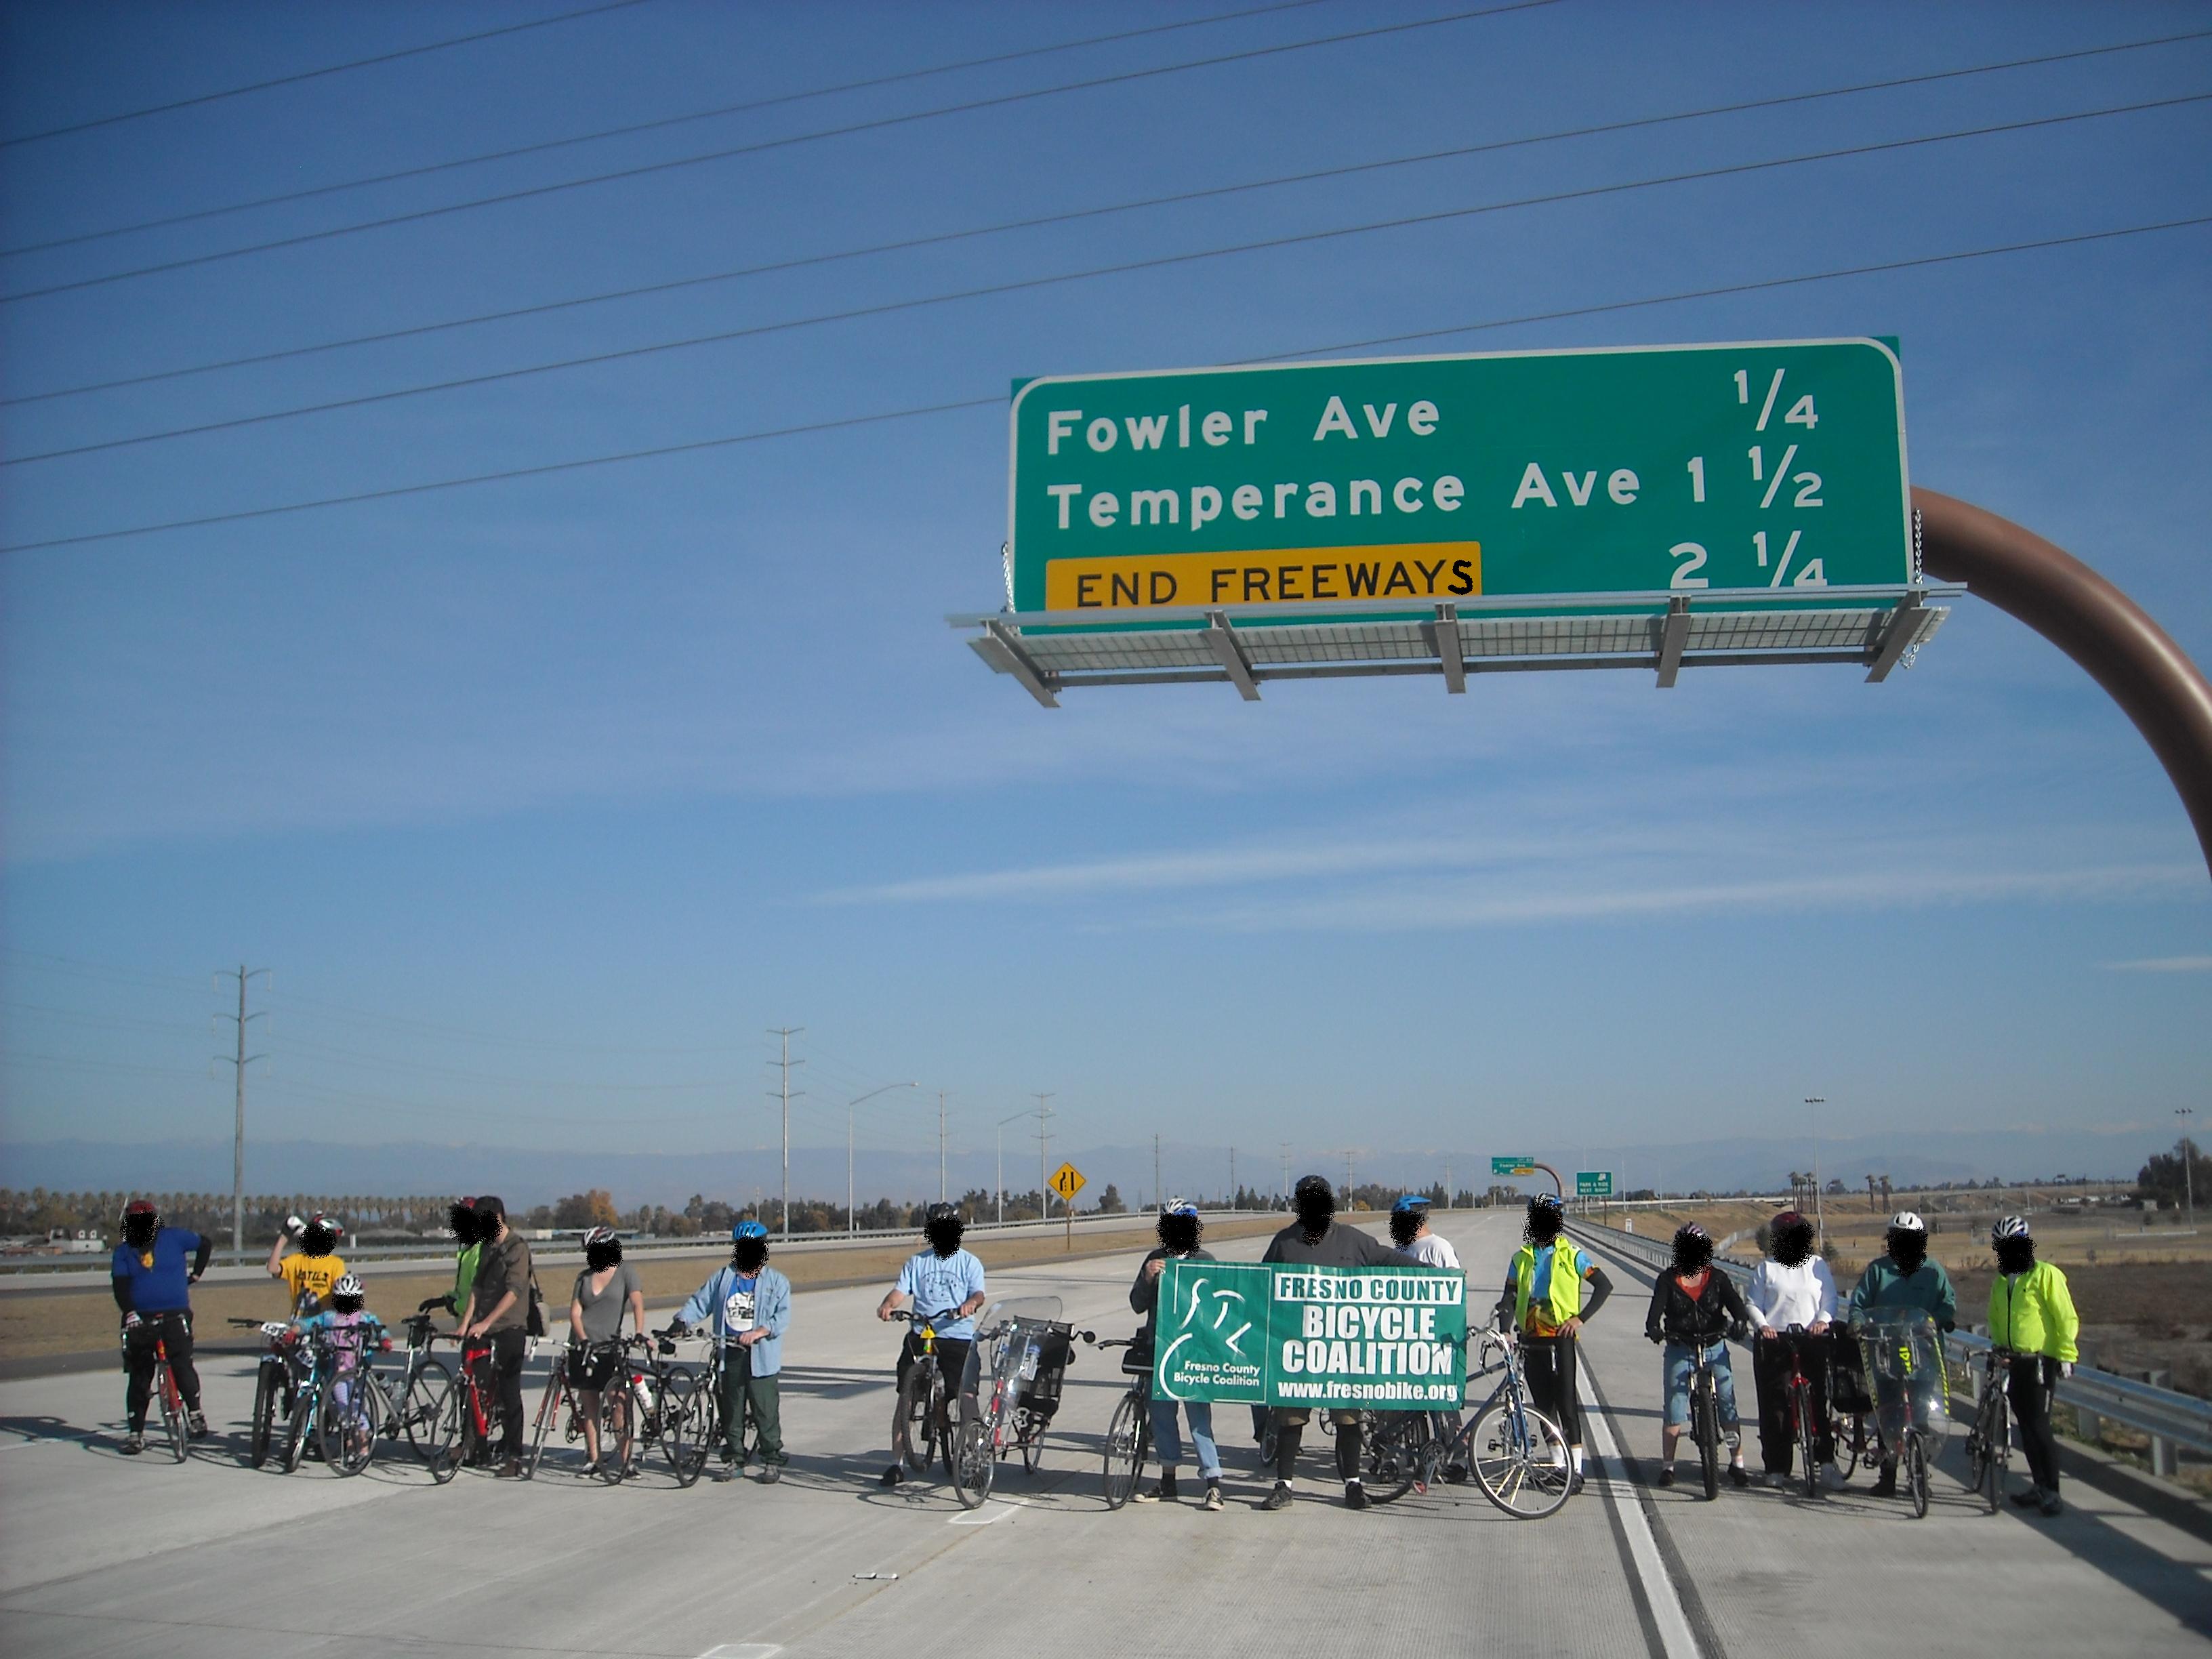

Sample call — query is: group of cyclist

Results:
[107,1179,2083,1515]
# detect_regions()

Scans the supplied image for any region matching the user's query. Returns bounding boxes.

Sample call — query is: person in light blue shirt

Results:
[874,1202,987,1488]
[673,1221,793,1482]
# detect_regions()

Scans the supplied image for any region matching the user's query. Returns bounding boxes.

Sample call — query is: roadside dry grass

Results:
[0,1216,1288,1363]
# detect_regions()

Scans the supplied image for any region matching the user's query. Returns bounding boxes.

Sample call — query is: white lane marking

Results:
[1578,1368,1700,1659]
[947,1497,1026,1527]
[698,1646,782,1658]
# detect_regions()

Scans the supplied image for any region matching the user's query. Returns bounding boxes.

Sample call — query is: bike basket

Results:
[1015,1322,1074,1416]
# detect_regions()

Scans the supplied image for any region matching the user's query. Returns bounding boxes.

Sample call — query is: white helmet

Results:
[1888,1211,1925,1233]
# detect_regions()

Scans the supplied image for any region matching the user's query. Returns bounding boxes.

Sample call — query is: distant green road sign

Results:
[1576,1172,1614,1197]
[1006,340,1906,615]
[1492,1156,1537,1176]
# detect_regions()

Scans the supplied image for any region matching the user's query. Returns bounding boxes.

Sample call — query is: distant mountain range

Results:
[0,1125,2158,1209]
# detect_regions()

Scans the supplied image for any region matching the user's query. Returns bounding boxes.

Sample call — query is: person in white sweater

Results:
[1744,1210,1838,1486]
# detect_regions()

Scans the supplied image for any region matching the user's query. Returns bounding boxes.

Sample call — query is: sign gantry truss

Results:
[954,584,1952,708]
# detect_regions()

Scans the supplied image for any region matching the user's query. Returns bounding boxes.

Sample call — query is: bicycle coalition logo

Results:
[1158,1272,1252,1372]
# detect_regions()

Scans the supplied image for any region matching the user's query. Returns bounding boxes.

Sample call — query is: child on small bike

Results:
[1643,1224,1751,1488]
[295,1273,384,1454]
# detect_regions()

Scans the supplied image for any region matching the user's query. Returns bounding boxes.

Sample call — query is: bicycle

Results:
[428,1335,520,1482]
[123,1314,192,1463]
[1857,1310,1949,1520]
[232,1316,309,1469]
[1082,1333,1152,1511]
[1961,1344,2014,1515]
[1773,1324,1827,1500]
[372,1309,453,1466]
[949,1297,1066,1510]
[621,1329,704,1487]
[1418,1327,1571,1520]
[525,1338,631,1482]
[888,1309,971,1487]
[278,1322,381,1475]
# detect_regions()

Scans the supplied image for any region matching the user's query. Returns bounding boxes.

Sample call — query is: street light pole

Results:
[1804,1097,1828,1251]
[845,1083,919,1237]
[997,1109,1030,1225]
[1033,1093,1054,1225]
[2180,1108,2198,1231]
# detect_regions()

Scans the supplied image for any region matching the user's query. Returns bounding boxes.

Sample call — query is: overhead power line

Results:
[0,0,661,149]
[0,0,1344,256]
[0,1,1559,306]
[4,212,2203,555]
[10,28,2200,411]
[9,89,2203,469]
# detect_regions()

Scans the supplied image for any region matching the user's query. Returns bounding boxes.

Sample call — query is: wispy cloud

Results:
[2100,955,2212,972]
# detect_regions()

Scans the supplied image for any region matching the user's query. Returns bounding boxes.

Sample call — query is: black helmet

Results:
[923,1202,964,1258]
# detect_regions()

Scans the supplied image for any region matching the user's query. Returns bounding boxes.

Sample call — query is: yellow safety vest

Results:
[1512,1236,1584,1332]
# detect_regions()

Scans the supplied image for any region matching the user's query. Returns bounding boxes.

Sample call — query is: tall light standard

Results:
[1804,1098,1828,1250]
[846,1083,918,1237]
[2180,1108,2198,1232]
[996,1109,1031,1225]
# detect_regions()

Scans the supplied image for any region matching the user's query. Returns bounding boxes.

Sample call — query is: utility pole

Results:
[214,966,270,1252]
[1153,1132,1162,1210]
[845,1082,917,1237]
[996,1109,1030,1225]
[1032,1093,1054,1225]
[937,1090,949,1204]
[1344,1149,1354,1207]
[1279,1143,1290,1206]
[768,1028,804,1241]
[1804,1098,1827,1250]
[1229,1145,1235,1210]
[1444,1158,1452,1211]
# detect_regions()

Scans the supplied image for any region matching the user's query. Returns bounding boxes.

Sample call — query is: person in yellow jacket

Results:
[1988,1214,2078,1518]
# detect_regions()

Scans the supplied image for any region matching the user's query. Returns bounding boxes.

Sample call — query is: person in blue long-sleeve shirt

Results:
[110,1198,213,1453]
[673,1221,792,1482]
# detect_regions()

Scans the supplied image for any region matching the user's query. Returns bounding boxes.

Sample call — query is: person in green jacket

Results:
[1847,1210,1957,1498]
[436,1197,481,1320]
[1988,1214,2079,1517]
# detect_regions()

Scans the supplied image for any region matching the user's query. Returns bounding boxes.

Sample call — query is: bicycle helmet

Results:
[120,1199,159,1248]
[1671,1223,1715,1273]
[731,1219,769,1272]
[922,1202,964,1258]
[732,1220,770,1242]
[1387,1194,1433,1248]
[1885,1210,1930,1270]
[331,1274,365,1313]
[1991,1214,2032,1243]
[300,1212,340,1256]
[583,1226,622,1271]
[1889,1210,1927,1233]
[1156,1202,1202,1254]
[1523,1193,1564,1244]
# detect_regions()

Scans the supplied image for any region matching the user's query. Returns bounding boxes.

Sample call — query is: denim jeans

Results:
[1148,1395,1222,1481]
[1662,1340,1740,1430]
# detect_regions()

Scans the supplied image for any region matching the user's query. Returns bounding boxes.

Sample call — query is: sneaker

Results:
[1823,1463,1846,1491]
[1869,1469,1898,1498]
[1443,1462,1469,1484]
[120,1431,145,1456]
[1656,1466,1676,1489]
[1260,1481,1293,1511]
[1729,1465,1750,1489]
[2038,1492,2064,1517]
[2011,1486,2044,1509]
[712,1462,739,1482]
[1159,1469,1179,1502]
[187,1411,210,1441]
[1344,1480,1370,1511]
[760,1463,782,1485]
[1201,1481,1223,1512]
[880,1464,905,1488]
[495,1458,525,1479]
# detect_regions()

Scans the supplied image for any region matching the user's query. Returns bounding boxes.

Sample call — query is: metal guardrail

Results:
[1572,1216,2210,1479]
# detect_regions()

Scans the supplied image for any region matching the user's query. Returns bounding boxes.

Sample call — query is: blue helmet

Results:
[1392,1193,1432,1212]
[732,1221,769,1242]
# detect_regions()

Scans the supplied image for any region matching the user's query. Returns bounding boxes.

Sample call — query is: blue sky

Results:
[3,1,2208,1194]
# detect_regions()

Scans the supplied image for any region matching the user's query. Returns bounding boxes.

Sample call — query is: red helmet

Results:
[121,1198,159,1234]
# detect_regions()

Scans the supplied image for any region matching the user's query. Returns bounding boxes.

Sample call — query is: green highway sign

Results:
[1576,1172,1614,1197]
[1007,340,1907,616]
[1492,1156,1537,1176]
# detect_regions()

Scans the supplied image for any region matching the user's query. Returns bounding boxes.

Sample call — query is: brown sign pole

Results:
[1914,488,2212,880]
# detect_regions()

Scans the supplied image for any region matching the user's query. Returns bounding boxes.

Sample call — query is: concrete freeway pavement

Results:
[1,1210,2205,1658]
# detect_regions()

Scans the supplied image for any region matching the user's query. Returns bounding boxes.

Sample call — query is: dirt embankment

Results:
[0,1216,1288,1364]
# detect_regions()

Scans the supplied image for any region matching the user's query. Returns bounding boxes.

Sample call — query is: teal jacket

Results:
[1849,1256,1957,1332]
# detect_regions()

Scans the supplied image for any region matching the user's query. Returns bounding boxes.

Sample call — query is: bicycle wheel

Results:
[1696,1376,1721,1501]
[1837,1413,1864,1481]
[1018,1410,1046,1477]
[1101,1391,1144,1510]
[594,1385,632,1485]
[952,1416,995,1509]
[1470,1401,1572,1521]
[657,1369,700,1487]
[325,1380,381,1475]
[1793,1380,1820,1499]
[525,1361,565,1480]
[427,1376,466,1484]
[398,1359,451,1462]
[157,1361,188,1463]
[282,1387,316,1474]
[1364,1416,1421,1504]
[1976,1389,2007,1513]
[1905,1432,1929,1519]
[249,1361,279,1469]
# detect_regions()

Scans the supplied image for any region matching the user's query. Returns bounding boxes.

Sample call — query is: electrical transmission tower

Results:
[767,1027,804,1240]
[214,966,270,1252]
